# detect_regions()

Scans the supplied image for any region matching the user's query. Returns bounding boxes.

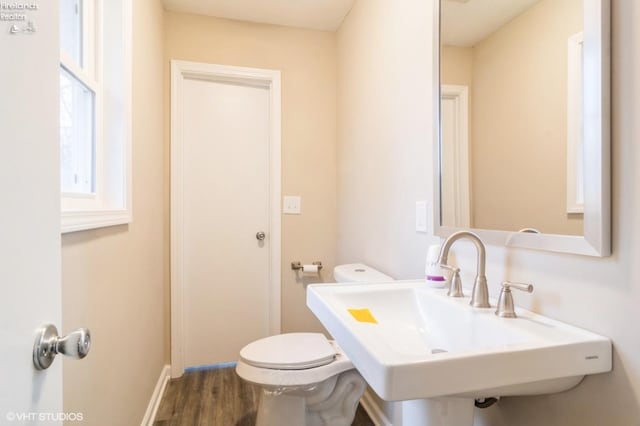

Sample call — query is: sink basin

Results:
[307,280,611,401]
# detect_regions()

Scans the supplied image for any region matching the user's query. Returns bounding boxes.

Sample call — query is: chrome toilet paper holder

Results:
[291,261,323,271]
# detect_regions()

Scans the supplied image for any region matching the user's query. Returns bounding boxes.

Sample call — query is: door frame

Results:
[170,60,281,378]
[440,84,471,228]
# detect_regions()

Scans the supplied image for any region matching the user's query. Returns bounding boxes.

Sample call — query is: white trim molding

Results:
[440,84,470,228]
[61,209,131,233]
[140,365,171,426]
[567,31,585,214]
[170,60,282,378]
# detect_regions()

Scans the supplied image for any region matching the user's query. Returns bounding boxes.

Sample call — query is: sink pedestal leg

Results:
[402,397,475,426]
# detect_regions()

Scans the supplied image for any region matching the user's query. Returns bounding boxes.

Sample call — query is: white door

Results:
[0,1,64,421]
[171,62,281,373]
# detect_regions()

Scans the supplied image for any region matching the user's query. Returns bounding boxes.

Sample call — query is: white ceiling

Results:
[441,0,540,47]
[163,0,357,31]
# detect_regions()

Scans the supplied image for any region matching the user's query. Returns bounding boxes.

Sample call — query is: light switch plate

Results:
[416,201,428,233]
[283,196,301,214]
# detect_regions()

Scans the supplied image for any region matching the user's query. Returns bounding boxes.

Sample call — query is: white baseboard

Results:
[141,364,171,426]
[361,388,393,426]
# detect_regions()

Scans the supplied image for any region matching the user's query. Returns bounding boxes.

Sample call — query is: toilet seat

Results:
[240,333,336,370]
[236,335,355,387]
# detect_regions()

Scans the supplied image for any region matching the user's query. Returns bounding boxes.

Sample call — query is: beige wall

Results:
[336,0,436,278]
[441,45,473,88]
[163,12,337,335]
[336,0,437,422]
[472,0,583,235]
[61,0,166,424]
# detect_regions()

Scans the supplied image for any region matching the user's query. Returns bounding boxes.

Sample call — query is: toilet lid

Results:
[239,333,337,370]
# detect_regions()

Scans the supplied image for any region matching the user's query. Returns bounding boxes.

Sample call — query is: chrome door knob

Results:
[256,231,266,241]
[33,324,91,370]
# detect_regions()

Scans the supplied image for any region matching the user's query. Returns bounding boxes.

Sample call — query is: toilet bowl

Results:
[235,263,393,426]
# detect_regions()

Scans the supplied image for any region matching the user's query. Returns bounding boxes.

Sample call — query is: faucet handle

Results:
[448,270,464,298]
[438,264,464,298]
[495,281,534,318]
[438,263,459,277]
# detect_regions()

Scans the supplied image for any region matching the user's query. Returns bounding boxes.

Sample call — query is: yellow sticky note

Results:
[348,308,378,324]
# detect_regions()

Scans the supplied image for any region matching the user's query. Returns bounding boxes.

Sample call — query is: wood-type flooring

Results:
[153,364,374,426]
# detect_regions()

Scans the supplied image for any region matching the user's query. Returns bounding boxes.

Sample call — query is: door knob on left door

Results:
[33,324,91,370]
[256,231,266,241]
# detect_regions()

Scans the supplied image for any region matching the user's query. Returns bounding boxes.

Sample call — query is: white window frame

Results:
[60,0,100,198]
[566,31,584,215]
[60,0,132,233]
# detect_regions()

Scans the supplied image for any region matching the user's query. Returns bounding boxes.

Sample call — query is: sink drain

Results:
[431,348,447,354]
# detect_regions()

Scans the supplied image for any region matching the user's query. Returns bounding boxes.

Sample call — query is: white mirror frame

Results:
[433,0,611,257]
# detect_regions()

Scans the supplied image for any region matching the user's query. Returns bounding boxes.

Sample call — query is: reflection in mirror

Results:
[436,0,610,256]
[441,0,583,235]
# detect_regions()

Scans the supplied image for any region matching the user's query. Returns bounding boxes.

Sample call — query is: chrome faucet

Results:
[438,231,491,308]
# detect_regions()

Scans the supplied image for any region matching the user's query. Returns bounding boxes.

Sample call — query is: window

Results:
[60,0,131,233]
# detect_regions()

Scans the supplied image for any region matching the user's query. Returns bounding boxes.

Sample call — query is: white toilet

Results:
[236,263,393,426]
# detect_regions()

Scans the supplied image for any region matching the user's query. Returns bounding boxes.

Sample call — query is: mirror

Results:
[435,0,610,256]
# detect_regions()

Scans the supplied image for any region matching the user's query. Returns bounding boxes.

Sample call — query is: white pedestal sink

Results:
[402,397,474,426]
[306,280,612,425]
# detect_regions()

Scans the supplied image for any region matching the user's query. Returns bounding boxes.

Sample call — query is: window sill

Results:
[61,209,131,233]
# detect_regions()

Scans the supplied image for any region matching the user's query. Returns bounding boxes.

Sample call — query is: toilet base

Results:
[255,370,367,426]
[256,392,307,426]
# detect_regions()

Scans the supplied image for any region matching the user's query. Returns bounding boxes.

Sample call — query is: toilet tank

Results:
[333,263,393,283]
